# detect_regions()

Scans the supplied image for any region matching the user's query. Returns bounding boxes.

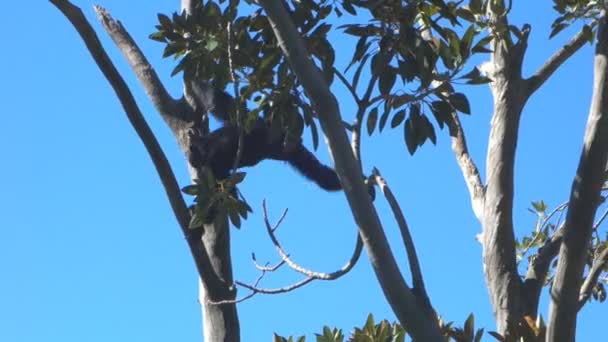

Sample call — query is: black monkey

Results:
[187,81,342,191]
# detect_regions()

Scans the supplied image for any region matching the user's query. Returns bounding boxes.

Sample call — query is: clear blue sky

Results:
[1,1,604,341]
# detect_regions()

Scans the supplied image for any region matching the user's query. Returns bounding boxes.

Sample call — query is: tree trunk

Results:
[547,13,608,342]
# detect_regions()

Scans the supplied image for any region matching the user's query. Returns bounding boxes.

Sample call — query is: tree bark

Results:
[51,1,241,340]
[547,13,608,342]
[258,1,443,341]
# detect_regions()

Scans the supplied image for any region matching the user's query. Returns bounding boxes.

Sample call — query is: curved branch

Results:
[522,226,564,317]
[220,200,365,303]
[94,6,194,124]
[579,246,608,309]
[262,200,363,280]
[235,277,315,295]
[49,0,190,235]
[258,1,442,340]
[333,67,360,103]
[525,27,590,96]
[373,171,433,313]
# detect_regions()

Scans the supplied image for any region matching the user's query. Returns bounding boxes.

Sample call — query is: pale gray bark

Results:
[454,3,589,334]
[258,1,442,340]
[548,13,608,342]
[50,1,240,341]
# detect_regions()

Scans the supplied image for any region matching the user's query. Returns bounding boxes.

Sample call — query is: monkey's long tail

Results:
[287,145,342,191]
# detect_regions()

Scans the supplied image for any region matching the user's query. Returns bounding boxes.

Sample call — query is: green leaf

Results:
[464,314,475,339]
[181,184,199,196]
[367,108,378,136]
[550,22,569,39]
[189,212,206,229]
[378,67,396,95]
[149,31,167,42]
[157,13,172,29]
[531,200,547,213]
[469,0,483,14]
[379,107,390,132]
[229,172,247,185]
[391,110,406,128]
[404,117,417,155]
[229,207,241,228]
[456,8,476,23]
[448,93,471,114]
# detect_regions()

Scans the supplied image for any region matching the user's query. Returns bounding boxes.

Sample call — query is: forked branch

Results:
[217,200,364,303]
[49,0,190,233]
[579,244,608,309]
[94,6,194,124]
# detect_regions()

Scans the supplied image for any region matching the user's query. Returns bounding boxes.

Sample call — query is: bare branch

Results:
[211,266,268,305]
[235,277,315,295]
[333,67,360,103]
[259,2,442,339]
[593,205,608,230]
[373,171,434,313]
[221,200,365,302]
[525,27,590,96]
[449,112,485,220]
[262,201,363,280]
[49,0,190,235]
[94,6,193,124]
[252,255,286,272]
[579,246,608,309]
[522,226,564,317]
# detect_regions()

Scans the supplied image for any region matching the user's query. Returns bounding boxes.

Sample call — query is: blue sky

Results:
[1,1,605,341]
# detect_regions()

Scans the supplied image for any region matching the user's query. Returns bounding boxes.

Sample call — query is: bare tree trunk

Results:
[177,2,240,341]
[198,220,240,342]
[547,13,608,342]
[480,12,530,332]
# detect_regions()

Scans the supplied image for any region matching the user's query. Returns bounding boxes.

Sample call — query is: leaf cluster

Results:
[182,168,252,229]
[273,312,560,342]
[340,0,490,154]
[550,0,602,39]
[151,0,341,149]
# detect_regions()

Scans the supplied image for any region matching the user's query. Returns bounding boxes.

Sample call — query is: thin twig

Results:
[211,266,267,305]
[518,201,569,264]
[235,277,315,294]
[333,67,360,103]
[262,200,363,280]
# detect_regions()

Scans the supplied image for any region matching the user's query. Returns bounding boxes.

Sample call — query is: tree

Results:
[45,0,608,341]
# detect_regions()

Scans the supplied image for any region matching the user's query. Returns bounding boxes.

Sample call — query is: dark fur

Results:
[188,84,342,191]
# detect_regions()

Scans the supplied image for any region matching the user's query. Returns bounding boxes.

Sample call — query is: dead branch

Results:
[214,201,363,304]
[262,200,363,280]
